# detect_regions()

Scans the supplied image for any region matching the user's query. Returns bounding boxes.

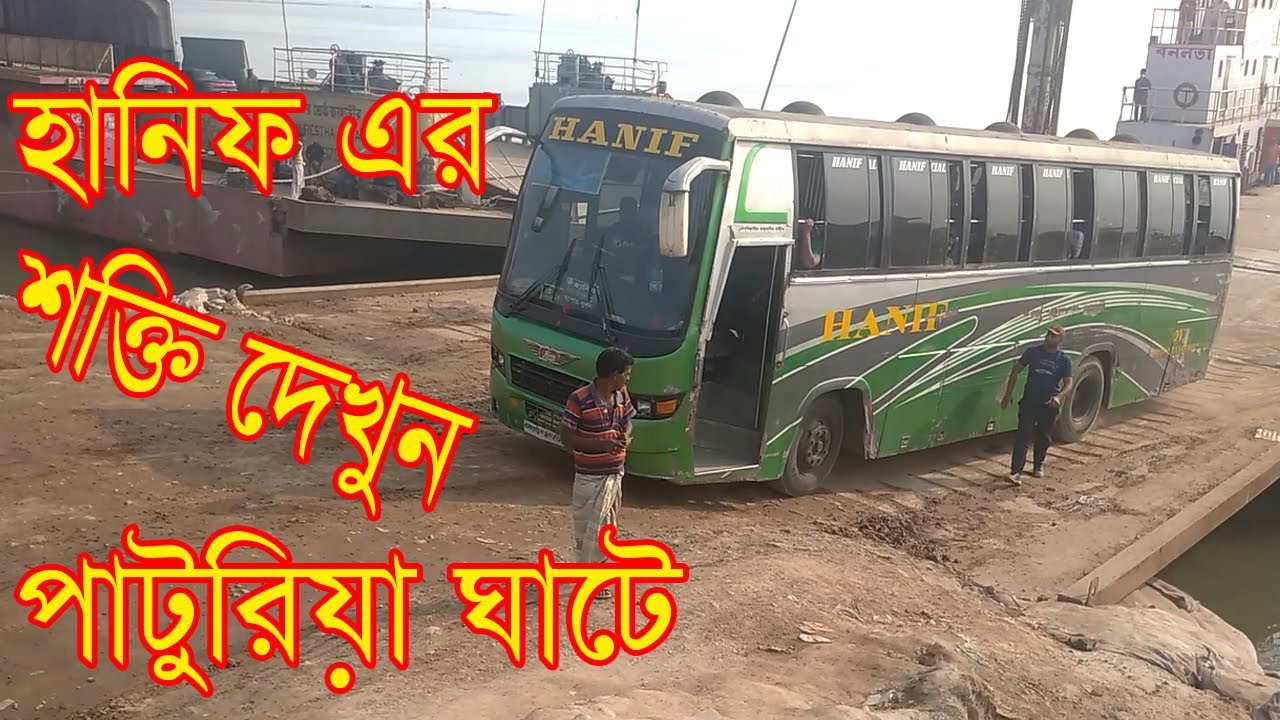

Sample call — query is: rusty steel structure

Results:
[1007,0,1075,136]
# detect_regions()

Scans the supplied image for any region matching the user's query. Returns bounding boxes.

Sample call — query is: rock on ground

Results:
[1030,580,1280,719]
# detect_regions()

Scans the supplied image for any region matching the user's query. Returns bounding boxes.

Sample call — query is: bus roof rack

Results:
[696,90,743,108]
[896,112,936,126]
[1065,128,1099,140]
[781,100,825,116]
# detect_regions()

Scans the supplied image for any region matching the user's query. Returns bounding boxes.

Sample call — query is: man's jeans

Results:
[1011,401,1058,474]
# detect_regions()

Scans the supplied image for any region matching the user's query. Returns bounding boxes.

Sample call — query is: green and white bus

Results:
[488,94,1238,496]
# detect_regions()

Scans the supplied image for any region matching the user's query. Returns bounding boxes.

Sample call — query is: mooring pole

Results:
[762,0,800,110]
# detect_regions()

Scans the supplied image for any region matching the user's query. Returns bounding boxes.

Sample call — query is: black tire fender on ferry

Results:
[1054,355,1106,444]
[774,395,844,497]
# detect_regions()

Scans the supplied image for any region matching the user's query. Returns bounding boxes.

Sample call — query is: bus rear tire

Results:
[774,396,844,497]
[1055,355,1105,444]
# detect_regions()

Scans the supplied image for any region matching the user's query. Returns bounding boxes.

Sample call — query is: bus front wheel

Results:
[774,396,844,497]
[1054,355,1106,443]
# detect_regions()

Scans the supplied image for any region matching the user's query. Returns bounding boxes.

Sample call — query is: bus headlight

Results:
[490,344,505,370]
[633,395,682,420]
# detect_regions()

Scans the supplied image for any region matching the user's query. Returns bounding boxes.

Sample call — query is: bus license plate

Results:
[522,405,562,447]
[523,420,562,446]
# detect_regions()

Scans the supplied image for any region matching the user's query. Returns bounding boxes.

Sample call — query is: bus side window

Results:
[1019,165,1035,261]
[1145,171,1181,256]
[1164,174,1188,256]
[967,163,987,263]
[1192,175,1212,255]
[1206,175,1234,255]
[1093,169,1125,260]
[928,160,954,266]
[1121,170,1145,258]
[888,157,937,267]
[991,164,1021,263]
[795,150,827,270]
[1070,169,1094,260]
[1030,165,1070,262]
[969,162,1021,264]
[945,160,965,265]
[1178,173,1196,254]
[822,152,883,269]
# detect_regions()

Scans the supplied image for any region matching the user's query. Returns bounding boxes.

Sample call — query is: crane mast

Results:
[1007,0,1075,135]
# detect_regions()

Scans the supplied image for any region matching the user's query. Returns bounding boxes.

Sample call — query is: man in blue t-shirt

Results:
[1000,325,1074,485]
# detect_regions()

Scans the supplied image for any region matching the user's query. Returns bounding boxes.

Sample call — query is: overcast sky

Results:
[185,0,1169,135]
[508,0,1166,134]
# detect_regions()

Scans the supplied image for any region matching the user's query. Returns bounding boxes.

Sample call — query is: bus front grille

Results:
[509,356,583,407]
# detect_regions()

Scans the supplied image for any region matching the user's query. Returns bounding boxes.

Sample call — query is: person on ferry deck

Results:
[1133,70,1153,122]
[1177,0,1200,43]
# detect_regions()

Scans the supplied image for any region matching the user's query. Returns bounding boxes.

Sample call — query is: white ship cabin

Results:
[1116,0,1280,184]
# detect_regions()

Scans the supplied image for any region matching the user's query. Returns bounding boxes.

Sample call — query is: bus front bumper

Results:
[488,366,695,481]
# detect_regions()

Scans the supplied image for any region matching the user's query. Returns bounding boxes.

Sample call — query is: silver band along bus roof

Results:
[547,94,1242,176]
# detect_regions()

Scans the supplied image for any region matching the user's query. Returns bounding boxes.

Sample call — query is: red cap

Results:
[1048,324,1065,336]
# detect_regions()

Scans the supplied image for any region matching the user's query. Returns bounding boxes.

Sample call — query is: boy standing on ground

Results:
[560,347,635,588]
[1000,325,1074,485]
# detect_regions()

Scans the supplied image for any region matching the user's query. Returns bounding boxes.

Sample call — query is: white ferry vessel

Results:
[1116,0,1280,185]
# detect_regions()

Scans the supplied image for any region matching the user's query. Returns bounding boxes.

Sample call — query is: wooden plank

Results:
[244,275,499,306]
[1061,442,1280,605]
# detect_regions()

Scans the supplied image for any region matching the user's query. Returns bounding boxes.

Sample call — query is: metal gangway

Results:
[272,45,449,95]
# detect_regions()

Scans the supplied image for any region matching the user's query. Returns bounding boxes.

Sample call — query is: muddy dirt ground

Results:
[3,190,1280,719]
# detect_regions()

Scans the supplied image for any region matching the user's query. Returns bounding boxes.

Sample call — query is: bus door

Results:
[1161,173,1220,389]
[694,235,790,473]
[878,157,969,453]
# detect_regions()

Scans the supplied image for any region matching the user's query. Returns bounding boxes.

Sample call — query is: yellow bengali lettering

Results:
[334,373,478,521]
[225,333,355,464]
[14,248,226,397]
[447,526,689,670]
[417,94,499,195]
[15,525,425,697]
[336,93,418,193]
[207,97,305,196]
[8,58,308,206]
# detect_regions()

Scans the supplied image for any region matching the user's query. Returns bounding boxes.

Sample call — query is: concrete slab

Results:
[1062,442,1280,605]
[245,275,499,305]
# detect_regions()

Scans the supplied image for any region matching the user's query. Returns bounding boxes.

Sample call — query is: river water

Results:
[0,221,291,295]
[1160,482,1280,669]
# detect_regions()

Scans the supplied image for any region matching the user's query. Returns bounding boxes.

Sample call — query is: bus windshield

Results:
[498,139,719,343]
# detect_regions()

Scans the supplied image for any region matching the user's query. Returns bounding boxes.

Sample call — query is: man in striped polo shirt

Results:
[560,347,636,578]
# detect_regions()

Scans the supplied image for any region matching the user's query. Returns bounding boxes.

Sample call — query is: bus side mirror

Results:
[658,156,732,259]
[658,191,690,258]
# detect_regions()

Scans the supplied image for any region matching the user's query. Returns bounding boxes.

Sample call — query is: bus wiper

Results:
[587,239,619,345]
[511,237,577,314]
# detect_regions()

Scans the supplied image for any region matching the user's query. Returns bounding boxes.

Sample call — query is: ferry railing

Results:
[1118,84,1280,126]
[272,46,449,95]
[533,50,667,94]
[1148,6,1246,46]
[0,33,115,73]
